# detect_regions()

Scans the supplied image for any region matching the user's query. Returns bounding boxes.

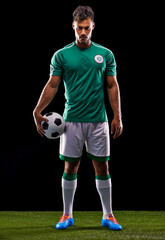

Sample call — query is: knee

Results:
[98,164,109,176]
[93,161,109,176]
[64,161,80,175]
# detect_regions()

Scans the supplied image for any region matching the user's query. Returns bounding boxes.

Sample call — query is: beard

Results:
[79,38,89,45]
[78,34,92,45]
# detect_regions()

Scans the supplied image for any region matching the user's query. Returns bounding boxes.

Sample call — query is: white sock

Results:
[61,177,77,217]
[96,178,113,218]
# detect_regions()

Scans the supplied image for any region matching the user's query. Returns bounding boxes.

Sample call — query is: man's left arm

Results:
[106,75,123,139]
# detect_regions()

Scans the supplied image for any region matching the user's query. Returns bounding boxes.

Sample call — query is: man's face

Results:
[72,18,95,46]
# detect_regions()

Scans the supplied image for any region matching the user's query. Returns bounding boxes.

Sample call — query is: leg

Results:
[92,160,112,216]
[85,122,112,217]
[92,160,122,230]
[60,122,82,215]
[57,122,83,230]
[62,161,80,216]
[86,122,122,230]
[56,161,80,230]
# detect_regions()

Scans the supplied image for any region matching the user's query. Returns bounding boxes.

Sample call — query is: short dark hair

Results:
[73,6,94,22]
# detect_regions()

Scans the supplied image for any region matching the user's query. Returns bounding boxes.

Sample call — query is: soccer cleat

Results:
[56,213,74,230]
[102,215,122,231]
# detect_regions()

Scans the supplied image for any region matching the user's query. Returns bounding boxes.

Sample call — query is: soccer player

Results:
[33,6,123,231]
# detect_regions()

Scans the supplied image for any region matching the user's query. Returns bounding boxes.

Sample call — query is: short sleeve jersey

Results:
[50,41,116,122]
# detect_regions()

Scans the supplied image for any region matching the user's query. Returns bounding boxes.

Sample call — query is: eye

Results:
[77,26,82,30]
[85,27,90,30]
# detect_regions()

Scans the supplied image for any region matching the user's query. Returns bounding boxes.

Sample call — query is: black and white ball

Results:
[41,112,66,139]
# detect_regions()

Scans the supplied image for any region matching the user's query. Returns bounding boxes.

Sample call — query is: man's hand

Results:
[111,117,123,139]
[33,111,48,137]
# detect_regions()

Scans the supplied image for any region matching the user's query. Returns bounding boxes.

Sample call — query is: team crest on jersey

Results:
[94,55,104,64]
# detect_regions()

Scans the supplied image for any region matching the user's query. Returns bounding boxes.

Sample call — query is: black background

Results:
[1,1,164,211]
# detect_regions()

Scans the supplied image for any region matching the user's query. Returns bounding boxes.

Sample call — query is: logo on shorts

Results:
[94,55,104,64]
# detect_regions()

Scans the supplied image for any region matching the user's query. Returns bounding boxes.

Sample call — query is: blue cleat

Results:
[56,213,74,230]
[102,215,122,231]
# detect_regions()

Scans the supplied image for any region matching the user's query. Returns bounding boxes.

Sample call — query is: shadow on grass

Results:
[53,225,108,232]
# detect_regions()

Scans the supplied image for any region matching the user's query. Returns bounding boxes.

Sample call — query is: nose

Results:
[81,29,86,36]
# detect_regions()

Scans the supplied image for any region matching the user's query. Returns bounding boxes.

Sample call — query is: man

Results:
[33,6,123,231]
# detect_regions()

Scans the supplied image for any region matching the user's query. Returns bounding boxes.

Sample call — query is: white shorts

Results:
[59,122,110,162]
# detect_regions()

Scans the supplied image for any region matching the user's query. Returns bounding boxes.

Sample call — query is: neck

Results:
[76,39,91,49]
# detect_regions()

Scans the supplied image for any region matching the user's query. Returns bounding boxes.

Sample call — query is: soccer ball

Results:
[41,112,66,139]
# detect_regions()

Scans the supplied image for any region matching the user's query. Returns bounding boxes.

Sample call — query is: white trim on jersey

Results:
[55,42,75,64]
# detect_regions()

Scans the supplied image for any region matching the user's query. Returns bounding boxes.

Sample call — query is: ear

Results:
[72,22,75,30]
[92,22,95,30]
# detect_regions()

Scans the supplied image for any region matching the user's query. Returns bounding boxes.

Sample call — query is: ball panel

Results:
[51,132,59,138]
[42,121,49,130]
[54,118,62,126]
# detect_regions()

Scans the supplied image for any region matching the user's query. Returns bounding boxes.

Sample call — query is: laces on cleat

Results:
[59,213,70,223]
[108,216,119,224]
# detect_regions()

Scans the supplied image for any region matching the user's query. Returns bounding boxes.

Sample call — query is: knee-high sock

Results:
[95,174,113,217]
[62,172,77,216]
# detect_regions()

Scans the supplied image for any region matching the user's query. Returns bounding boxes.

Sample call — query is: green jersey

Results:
[50,41,116,122]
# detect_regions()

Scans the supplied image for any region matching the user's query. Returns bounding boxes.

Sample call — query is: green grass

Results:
[0,211,165,240]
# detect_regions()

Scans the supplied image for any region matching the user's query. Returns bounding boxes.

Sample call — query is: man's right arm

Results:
[33,75,61,136]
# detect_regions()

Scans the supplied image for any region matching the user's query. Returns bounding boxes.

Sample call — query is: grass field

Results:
[0,211,165,240]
